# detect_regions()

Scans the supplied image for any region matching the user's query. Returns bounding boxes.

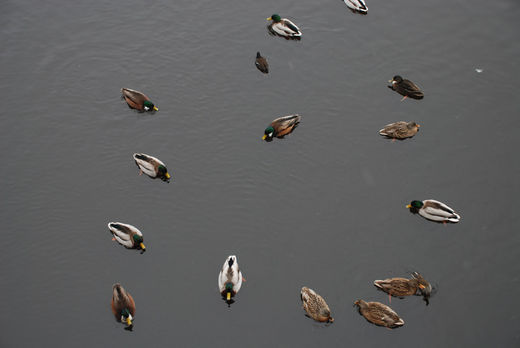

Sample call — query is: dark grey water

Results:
[1,0,519,346]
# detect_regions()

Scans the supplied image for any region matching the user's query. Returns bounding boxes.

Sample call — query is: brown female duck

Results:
[301,287,334,323]
[354,300,404,328]
[374,272,432,301]
[255,52,269,74]
[388,75,424,100]
[379,121,420,140]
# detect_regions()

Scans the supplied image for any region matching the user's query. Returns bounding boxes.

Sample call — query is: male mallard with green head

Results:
[354,300,404,328]
[111,283,136,328]
[133,153,171,183]
[407,199,461,223]
[388,76,424,101]
[267,14,301,40]
[218,255,243,303]
[108,222,146,251]
[263,114,301,141]
[121,88,158,112]
[301,287,334,323]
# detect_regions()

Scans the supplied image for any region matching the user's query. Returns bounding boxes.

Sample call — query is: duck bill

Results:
[418,284,426,289]
[262,134,267,140]
[226,292,231,301]
[417,124,421,128]
[266,17,272,20]
[406,204,412,208]
[139,242,146,250]
[153,106,159,111]
[126,318,132,326]
[165,173,171,179]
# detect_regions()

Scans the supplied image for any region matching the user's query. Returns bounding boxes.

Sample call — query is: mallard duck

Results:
[108,222,146,251]
[121,88,158,112]
[218,255,243,302]
[255,52,269,74]
[301,287,334,323]
[343,0,368,14]
[388,76,424,100]
[267,14,302,40]
[263,114,301,141]
[379,121,420,139]
[111,283,136,328]
[407,199,461,223]
[374,272,432,299]
[133,153,171,183]
[354,300,404,328]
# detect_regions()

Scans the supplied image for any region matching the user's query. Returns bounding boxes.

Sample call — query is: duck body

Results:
[255,52,269,74]
[218,255,243,302]
[263,114,301,141]
[374,272,431,298]
[108,222,146,251]
[379,121,420,139]
[301,287,334,323]
[343,0,368,14]
[354,300,404,328]
[267,14,302,40]
[111,283,136,327]
[407,199,461,223]
[388,76,424,100]
[133,153,171,183]
[121,88,158,112]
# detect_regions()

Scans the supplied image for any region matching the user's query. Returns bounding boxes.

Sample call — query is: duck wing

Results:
[422,199,460,221]
[398,80,424,99]
[121,88,149,110]
[272,114,301,137]
[108,222,136,248]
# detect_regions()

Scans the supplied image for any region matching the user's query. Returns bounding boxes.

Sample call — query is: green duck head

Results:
[267,14,282,22]
[121,308,133,326]
[225,282,234,301]
[132,234,146,251]
[143,100,158,112]
[157,165,171,182]
[262,126,275,141]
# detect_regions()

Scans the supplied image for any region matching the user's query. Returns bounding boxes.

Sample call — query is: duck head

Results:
[389,75,403,85]
[143,100,159,112]
[132,234,146,251]
[406,200,423,213]
[411,272,432,297]
[262,126,275,141]
[158,165,171,182]
[267,14,282,22]
[121,308,133,326]
[408,122,420,129]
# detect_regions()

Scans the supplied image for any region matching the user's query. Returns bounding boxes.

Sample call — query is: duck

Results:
[133,153,171,183]
[379,121,420,140]
[388,76,424,100]
[267,14,302,40]
[255,52,269,74]
[108,222,146,251]
[301,287,334,323]
[263,114,301,141]
[218,255,243,302]
[111,283,136,328]
[354,300,404,328]
[121,88,158,112]
[343,0,368,14]
[407,199,461,223]
[374,272,432,300]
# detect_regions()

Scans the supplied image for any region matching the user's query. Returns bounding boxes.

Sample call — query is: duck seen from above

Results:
[111,283,136,329]
[263,114,301,141]
[354,300,404,328]
[108,222,146,252]
[218,255,243,303]
[255,52,269,74]
[343,0,368,14]
[388,75,424,100]
[267,14,302,40]
[374,272,432,302]
[379,121,420,140]
[407,199,461,223]
[121,88,158,112]
[301,287,334,323]
[133,153,171,183]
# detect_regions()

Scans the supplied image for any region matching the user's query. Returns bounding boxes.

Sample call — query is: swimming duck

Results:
[388,76,424,100]
[263,114,301,141]
[121,88,158,112]
[267,14,302,40]
[255,52,269,74]
[108,222,146,251]
[133,153,171,183]
[379,121,420,140]
[407,199,461,223]
[218,255,243,302]
[354,300,404,328]
[343,0,368,14]
[111,283,136,328]
[374,272,432,299]
[301,287,334,323]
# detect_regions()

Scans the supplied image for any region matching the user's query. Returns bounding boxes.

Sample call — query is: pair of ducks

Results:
[301,272,431,328]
